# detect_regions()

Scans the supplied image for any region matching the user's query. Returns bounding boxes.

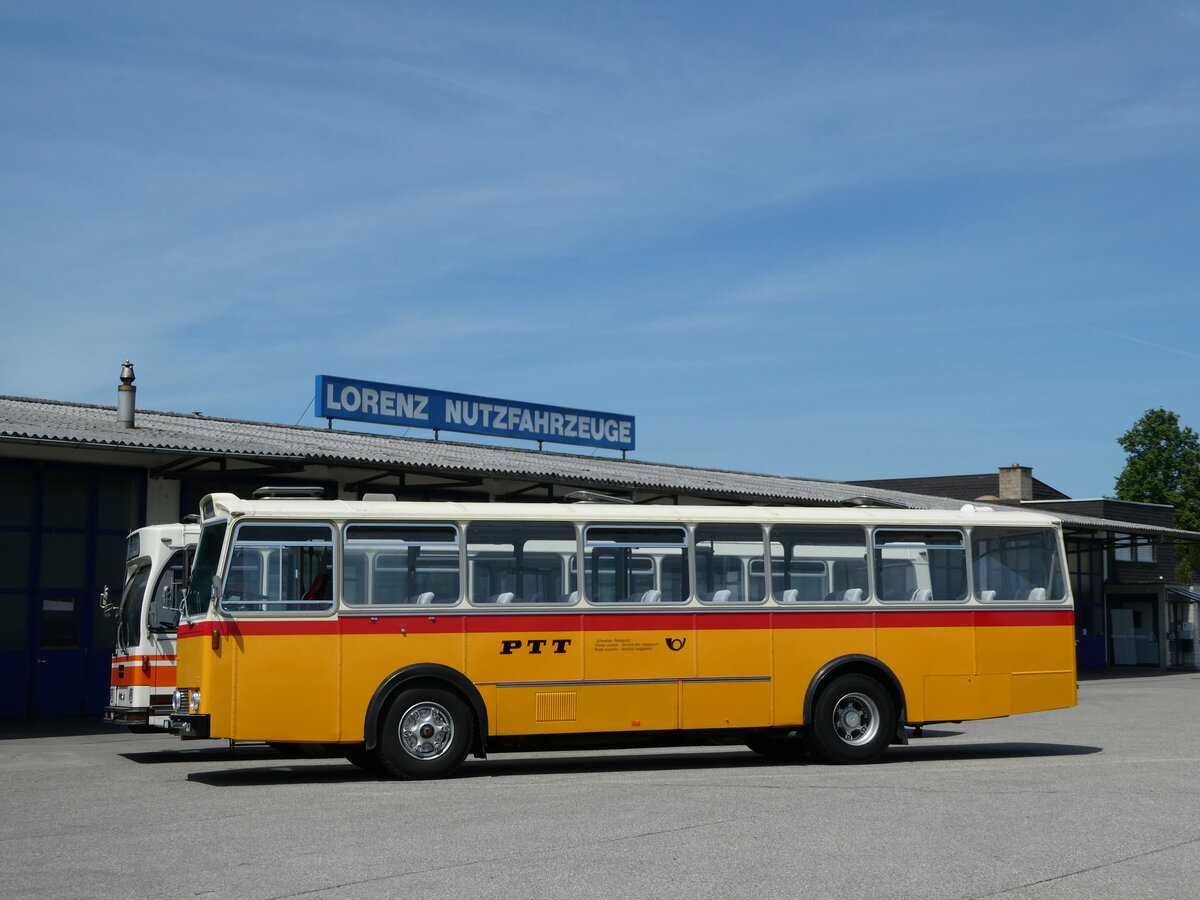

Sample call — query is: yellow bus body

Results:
[172,497,1076,772]
[178,611,1076,742]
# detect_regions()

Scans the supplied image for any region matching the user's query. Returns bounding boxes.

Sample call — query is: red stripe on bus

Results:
[177,607,1073,638]
[110,655,175,665]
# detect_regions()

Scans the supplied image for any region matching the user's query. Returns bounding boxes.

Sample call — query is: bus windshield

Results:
[183,521,228,619]
[116,563,151,651]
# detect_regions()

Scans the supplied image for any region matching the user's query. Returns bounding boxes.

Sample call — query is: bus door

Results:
[143,544,190,708]
[874,528,983,721]
[463,522,583,736]
[581,526,694,732]
[217,523,340,742]
[767,526,874,724]
[688,525,772,729]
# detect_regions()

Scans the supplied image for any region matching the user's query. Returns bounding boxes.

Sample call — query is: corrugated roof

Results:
[0,395,957,508]
[3,394,1199,543]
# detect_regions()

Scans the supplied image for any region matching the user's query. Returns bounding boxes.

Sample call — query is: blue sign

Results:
[316,375,635,451]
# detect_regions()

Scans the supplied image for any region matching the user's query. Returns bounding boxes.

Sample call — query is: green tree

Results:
[1114,408,1200,581]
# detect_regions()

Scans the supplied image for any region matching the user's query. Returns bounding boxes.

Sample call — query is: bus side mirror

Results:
[211,575,223,605]
[99,585,117,617]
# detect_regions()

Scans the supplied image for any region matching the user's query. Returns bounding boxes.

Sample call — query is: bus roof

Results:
[200,493,1062,530]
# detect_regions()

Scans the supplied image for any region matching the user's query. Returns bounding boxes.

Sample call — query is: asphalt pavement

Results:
[1,671,1197,900]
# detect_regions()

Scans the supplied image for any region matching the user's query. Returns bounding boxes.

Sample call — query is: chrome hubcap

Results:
[398,701,454,760]
[832,691,879,746]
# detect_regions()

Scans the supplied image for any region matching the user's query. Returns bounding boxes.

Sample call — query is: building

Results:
[853,465,1200,671]
[4,375,1198,718]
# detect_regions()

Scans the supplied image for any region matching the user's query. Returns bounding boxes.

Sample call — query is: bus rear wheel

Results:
[809,673,895,764]
[378,687,471,780]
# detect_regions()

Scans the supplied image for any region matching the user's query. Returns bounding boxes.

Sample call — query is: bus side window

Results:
[972,527,1065,602]
[873,529,968,603]
[584,526,688,603]
[343,524,460,607]
[768,525,868,602]
[694,524,765,603]
[465,521,576,604]
[149,548,188,630]
[220,524,335,615]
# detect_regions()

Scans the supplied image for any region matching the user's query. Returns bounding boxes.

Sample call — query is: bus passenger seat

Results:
[414,592,435,605]
[301,572,329,606]
[495,592,515,604]
[1026,587,1047,602]
[980,590,996,602]
[911,589,933,602]
[824,588,864,602]
[710,589,732,603]
[641,590,662,603]
[779,589,799,603]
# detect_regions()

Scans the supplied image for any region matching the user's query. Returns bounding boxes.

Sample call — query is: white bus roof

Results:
[201,494,1062,530]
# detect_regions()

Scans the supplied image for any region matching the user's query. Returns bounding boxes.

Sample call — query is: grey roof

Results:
[850,473,1070,502]
[3,394,1199,543]
[1039,511,1200,542]
[0,395,964,509]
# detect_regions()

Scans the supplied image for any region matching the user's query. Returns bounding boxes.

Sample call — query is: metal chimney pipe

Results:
[117,361,136,428]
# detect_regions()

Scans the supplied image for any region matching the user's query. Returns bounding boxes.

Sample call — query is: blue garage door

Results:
[0,464,142,718]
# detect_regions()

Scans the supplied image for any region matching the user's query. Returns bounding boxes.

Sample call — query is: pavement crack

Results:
[263,817,754,899]
[966,834,1200,899]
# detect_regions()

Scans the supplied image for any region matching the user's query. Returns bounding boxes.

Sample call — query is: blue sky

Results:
[3,2,1198,499]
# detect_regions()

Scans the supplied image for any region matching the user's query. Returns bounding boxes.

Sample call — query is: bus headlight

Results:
[189,690,202,713]
[172,689,183,712]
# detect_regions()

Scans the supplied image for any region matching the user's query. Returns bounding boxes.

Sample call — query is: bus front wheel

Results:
[809,673,895,764]
[378,687,472,780]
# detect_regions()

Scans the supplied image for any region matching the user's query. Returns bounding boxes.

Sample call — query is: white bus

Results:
[103,520,199,732]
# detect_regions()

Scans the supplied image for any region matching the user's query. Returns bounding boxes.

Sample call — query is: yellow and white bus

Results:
[169,492,1076,777]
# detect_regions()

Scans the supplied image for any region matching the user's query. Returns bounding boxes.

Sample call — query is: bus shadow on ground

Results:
[182,749,773,786]
[122,743,284,765]
[884,740,1102,763]
[180,739,1101,787]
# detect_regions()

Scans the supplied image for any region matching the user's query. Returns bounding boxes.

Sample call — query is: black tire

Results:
[344,744,387,774]
[746,733,809,760]
[809,673,896,764]
[378,687,472,780]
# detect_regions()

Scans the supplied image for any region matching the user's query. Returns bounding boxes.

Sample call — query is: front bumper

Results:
[168,714,211,740]
[104,705,151,727]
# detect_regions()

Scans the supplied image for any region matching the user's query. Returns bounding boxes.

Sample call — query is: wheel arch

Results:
[803,655,908,738]
[364,663,488,758]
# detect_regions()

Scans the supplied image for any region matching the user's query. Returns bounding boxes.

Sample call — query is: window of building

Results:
[1113,533,1155,563]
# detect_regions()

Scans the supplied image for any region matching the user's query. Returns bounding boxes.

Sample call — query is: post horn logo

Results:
[665,637,686,651]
